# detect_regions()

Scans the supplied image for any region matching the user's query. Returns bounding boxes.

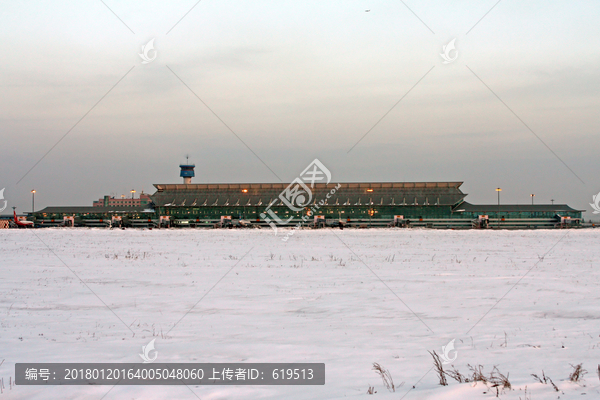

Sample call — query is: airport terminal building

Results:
[28,164,583,229]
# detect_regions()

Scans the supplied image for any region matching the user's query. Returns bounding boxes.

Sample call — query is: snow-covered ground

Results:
[1,228,599,399]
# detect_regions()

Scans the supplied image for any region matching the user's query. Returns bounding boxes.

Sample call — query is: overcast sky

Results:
[1,1,599,218]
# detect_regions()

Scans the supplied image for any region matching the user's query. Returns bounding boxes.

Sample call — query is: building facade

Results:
[150,181,467,221]
[148,181,582,228]
[29,164,584,229]
[93,193,151,208]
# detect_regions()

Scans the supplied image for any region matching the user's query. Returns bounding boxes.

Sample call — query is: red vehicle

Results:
[13,210,34,228]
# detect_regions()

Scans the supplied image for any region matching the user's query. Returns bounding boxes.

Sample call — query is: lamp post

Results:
[530,193,535,205]
[496,188,502,228]
[551,199,554,205]
[31,190,36,213]
[131,189,136,199]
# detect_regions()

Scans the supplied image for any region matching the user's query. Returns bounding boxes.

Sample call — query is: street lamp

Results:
[496,188,502,228]
[31,190,36,213]
[530,193,535,205]
[131,189,136,199]
[551,199,555,205]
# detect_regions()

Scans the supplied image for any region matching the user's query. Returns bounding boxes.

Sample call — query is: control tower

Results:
[179,159,195,184]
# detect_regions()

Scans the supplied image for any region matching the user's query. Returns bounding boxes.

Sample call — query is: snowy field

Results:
[1,228,599,399]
